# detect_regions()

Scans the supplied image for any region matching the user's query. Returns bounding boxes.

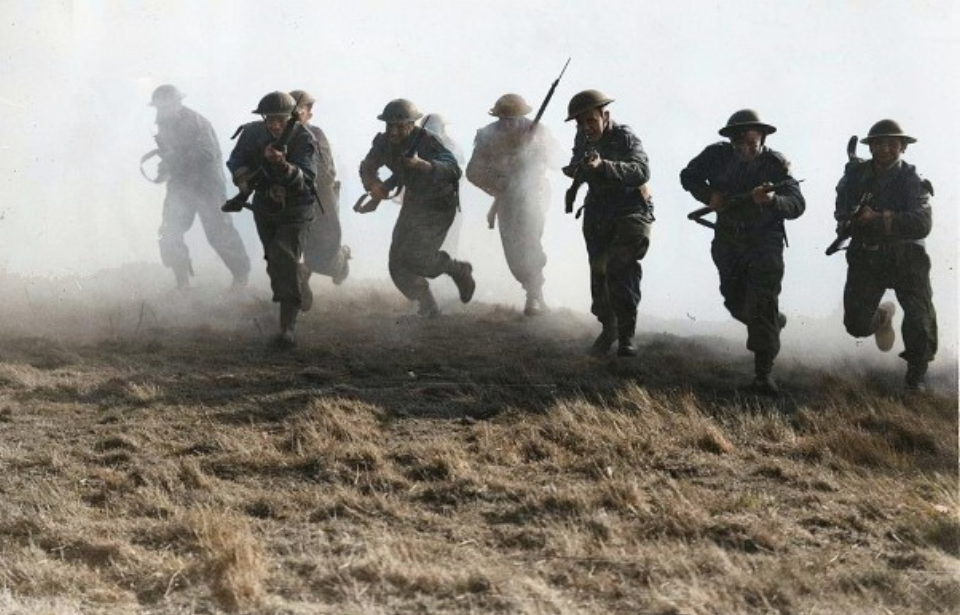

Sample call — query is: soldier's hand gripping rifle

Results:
[825,136,867,255]
[687,178,804,230]
[353,113,435,214]
[564,145,597,216]
[139,133,168,184]
[222,93,305,213]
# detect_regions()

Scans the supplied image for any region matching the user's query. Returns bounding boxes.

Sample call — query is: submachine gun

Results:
[222,93,321,214]
[825,136,867,256]
[686,178,804,230]
[353,113,435,214]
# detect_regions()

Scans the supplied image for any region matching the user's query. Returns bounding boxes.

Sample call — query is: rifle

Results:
[139,133,168,184]
[564,144,596,215]
[825,135,867,255]
[354,113,434,214]
[687,178,804,230]
[531,57,570,128]
[222,93,305,213]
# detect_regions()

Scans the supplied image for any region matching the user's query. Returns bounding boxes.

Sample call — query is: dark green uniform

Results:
[359,127,462,303]
[680,142,805,372]
[835,159,937,379]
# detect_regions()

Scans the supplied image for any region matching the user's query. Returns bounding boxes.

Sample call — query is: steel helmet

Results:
[377,99,423,123]
[860,119,916,144]
[289,89,316,107]
[565,89,614,122]
[489,93,532,118]
[252,91,296,116]
[149,84,185,107]
[719,109,777,137]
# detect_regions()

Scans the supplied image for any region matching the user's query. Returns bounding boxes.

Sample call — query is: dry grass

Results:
[0,270,957,614]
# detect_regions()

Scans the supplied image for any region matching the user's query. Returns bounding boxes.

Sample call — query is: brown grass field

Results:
[0,266,957,615]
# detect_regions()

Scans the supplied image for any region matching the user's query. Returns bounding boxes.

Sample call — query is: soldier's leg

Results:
[498,201,547,300]
[388,212,431,306]
[742,250,785,392]
[842,250,888,338]
[605,214,651,356]
[158,191,197,288]
[261,219,310,327]
[303,206,344,277]
[196,191,251,285]
[895,246,937,390]
[581,220,615,355]
[711,241,749,325]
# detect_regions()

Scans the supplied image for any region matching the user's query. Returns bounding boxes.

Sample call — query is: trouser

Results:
[711,239,784,360]
[843,243,937,366]
[302,204,345,278]
[498,195,547,295]
[254,214,311,307]
[389,196,458,301]
[583,213,652,338]
[159,182,250,280]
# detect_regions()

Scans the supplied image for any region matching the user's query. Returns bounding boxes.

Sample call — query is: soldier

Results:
[146,84,250,290]
[225,91,319,348]
[563,90,653,357]
[680,109,805,395]
[834,119,937,393]
[423,114,465,260]
[290,90,351,286]
[357,99,475,317]
[466,93,557,316]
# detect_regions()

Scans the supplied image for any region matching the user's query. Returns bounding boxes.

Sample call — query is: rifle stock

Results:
[354,117,434,214]
[686,178,804,229]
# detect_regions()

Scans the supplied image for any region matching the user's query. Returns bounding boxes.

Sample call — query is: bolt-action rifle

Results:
[825,136,867,255]
[564,145,597,215]
[687,178,804,230]
[354,113,435,214]
[222,93,308,213]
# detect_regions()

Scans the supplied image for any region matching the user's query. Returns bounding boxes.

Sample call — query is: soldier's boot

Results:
[778,312,787,330]
[617,320,638,357]
[273,302,299,349]
[332,245,351,286]
[589,320,618,357]
[523,288,547,317]
[417,288,441,319]
[173,265,192,290]
[751,352,780,396]
[449,260,476,304]
[905,362,929,394]
[872,302,897,352]
[298,264,313,312]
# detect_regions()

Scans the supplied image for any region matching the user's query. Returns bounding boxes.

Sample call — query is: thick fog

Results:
[1,1,956,360]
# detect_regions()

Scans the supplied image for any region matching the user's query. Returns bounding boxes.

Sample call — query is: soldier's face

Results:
[732,129,763,160]
[264,116,286,139]
[869,137,904,168]
[386,121,415,145]
[576,109,608,143]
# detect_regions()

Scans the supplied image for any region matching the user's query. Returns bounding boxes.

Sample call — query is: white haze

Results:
[0,0,956,362]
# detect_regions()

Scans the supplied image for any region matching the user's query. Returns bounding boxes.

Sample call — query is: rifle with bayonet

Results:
[825,136,867,255]
[222,93,306,213]
[354,113,435,214]
[687,178,804,230]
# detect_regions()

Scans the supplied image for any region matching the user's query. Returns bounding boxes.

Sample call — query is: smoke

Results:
[0,1,956,361]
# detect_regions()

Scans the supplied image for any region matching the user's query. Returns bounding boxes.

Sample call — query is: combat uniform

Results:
[467,116,552,309]
[301,122,350,283]
[835,158,936,386]
[680,141,805,379]
[155,105,250,287]
[359,126,466,309]
[226,121,318,310]
[563,120,653,350]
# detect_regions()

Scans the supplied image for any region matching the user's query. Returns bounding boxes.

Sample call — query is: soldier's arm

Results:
[359,135,388,191]
[267,130,317,192]
[421,136,461,183]
[597,129,649,188]
[887,174,933,240]
[465,134,499,196]
[680,146,719,205]
[765,155,805,220]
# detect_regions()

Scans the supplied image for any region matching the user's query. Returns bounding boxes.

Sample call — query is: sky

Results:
[0,0,957,358]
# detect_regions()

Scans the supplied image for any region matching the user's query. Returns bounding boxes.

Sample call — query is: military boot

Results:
[589,320,617,357]
[450,260,476,303]
[523,288,547,317]
[273,302,299,349]
[298,264,313,312]
[905,362,928,394]
[173,265,191,290]
[332,245,351,286]
[617,320,637,357]
[417,288,441,319]
[873,302,896,352]
[751,352,780,396]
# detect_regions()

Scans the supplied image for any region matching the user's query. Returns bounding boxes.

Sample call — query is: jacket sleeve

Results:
[420,132,461,184]
[226,123,262,176]
[891,173,933,240]
[465,130,499,196]
[766,152,805,220]
[266,127,316,192]
[599,128,649,187]
[359,134,387,191]
[679,146,718,205]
